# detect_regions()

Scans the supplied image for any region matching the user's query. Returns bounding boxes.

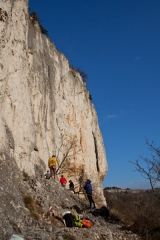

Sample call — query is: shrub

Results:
[76,67,88,83]
[89,94,92,101]
[39,23,49,36]
[29,10,49,37]
[30,11,38,24]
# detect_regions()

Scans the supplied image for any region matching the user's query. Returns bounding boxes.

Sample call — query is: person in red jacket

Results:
[60,175,67,187]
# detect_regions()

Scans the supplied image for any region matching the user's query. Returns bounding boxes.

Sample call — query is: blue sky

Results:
[29,0,160,189]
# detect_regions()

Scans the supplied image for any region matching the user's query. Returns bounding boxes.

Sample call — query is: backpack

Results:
[99,206,110,217]
[92,208,101,217]
[92,206,111,219]
[72,213,83,228]
[72,205,83,214]
[63,213,75,227]
[82,218,93,228]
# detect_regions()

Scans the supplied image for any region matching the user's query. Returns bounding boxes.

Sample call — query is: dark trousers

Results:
[87,193,95,208]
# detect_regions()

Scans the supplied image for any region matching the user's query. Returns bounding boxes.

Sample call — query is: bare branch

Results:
[55,134,82,174]
[130,139,160,200]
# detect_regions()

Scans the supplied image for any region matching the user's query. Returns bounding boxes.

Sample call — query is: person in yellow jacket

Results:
[48,155,57,180]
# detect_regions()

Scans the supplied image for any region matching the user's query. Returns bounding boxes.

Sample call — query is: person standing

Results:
[69,180,74,192]
[84,179,95,209]
[60,175,67,187]
[48,155,57,180]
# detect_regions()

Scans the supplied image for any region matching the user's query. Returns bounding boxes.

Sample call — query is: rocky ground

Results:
[0,156,141,240]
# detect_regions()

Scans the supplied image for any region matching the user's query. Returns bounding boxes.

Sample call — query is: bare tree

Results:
[73,166,86,194]
[55,133,82,175]
[130,139,160,200]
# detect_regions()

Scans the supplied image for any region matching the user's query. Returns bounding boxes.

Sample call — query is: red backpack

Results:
[82,218,93,228]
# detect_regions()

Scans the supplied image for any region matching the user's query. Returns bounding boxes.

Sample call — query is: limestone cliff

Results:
[0,0,108,204]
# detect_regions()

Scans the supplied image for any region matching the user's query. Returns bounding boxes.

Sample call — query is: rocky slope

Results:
[0,0,107,205]
[0,159,141,240]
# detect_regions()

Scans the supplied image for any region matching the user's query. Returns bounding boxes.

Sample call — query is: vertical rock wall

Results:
[0,0,108,205]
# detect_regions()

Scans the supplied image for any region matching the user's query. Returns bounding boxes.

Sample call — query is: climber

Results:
[60,175,67,187]
[44,170,51,179]
[69,180,75,192]
[84,179,96,209]
[48,155,57,180]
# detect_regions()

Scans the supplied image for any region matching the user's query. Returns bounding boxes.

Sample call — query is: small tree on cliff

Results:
[130,138,160,200]
[66,165,86,194]
[29,10,49,36]
[30,11,38,23]
[55,133,82,175]
[76,68,88,83]
[54,134,90,194]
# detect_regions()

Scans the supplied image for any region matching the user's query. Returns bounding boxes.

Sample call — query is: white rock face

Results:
[0,0,108,205]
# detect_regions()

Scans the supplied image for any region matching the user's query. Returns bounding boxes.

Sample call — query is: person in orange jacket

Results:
[48,155,57,180]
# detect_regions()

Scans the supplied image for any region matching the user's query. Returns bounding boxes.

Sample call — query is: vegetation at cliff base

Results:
[104,189,160,240]
[104,186,122,190]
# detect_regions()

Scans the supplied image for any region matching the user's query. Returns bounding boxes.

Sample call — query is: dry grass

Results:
[23,170,29,181]
[104,189,160,240]
[23,195,43,220]
[23,195,65,230]
[62,235,77,240]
